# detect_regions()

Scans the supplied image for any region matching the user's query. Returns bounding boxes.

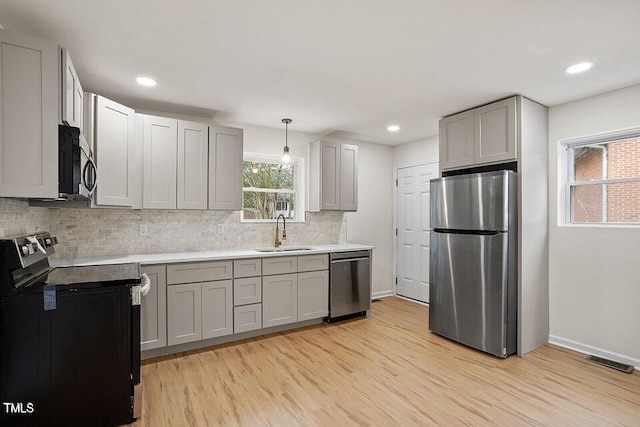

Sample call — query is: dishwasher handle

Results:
[330,250,370,261]
[331,257,370,263]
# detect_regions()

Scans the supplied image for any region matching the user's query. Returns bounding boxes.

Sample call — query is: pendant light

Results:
[281,118,292,164]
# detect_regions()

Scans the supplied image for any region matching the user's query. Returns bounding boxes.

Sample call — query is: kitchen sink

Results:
[254,247,314,253]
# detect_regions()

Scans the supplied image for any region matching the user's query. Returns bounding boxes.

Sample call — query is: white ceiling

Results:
[1,0,639,145]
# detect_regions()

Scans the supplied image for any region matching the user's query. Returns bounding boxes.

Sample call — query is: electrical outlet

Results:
[139,224,149,237]
[217,224,224,234]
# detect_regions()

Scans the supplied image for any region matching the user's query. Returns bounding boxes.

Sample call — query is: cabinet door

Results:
[177,120,208,209]
[439,110,475,170]
[94,96,136,206]
[340,143,358,211]
[474,97,517,165]
[167,283,202,346]
[140,266,167,351]
[202,280,233,339]
[61,47,83,131]
[298,270,329,321]
[262,273,298,328]
[0,31,58,198]
[209,126,243,210]
[143,115,177,209]
[320,141,341,210]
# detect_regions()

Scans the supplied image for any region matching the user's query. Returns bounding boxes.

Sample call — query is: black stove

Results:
[0,232,142,426]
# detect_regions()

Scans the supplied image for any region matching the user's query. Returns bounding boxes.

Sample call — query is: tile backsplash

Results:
[0,199,346,259]
[0,198,50,237]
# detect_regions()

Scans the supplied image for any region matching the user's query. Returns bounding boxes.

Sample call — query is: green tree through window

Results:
[243,161,295,220]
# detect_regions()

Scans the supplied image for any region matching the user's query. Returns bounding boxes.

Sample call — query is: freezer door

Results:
[430,170,515,232]
[429,230,510,357]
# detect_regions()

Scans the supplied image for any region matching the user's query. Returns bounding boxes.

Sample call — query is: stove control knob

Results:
[44,238,51,247]
[21,245,30,256]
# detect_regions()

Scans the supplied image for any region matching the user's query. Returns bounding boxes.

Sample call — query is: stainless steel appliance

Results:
[58,124,97,201]
[429,170,517,358]
[329,251,371,320]
[0,232,143,426]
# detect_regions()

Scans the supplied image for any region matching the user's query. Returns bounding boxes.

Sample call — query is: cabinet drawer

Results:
[262,256,298,276]
[234,277,262,306]
[297,254,328,272]
[167,261,232,284]
[234,303,262,333]
[233,259,261,278]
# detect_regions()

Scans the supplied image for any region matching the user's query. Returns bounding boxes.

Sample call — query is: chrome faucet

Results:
[275,214,287,247]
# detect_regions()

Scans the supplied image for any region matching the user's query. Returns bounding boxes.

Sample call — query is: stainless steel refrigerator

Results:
[429,170,517,358]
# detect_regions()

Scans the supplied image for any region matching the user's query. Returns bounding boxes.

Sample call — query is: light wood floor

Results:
[136,297,640,426]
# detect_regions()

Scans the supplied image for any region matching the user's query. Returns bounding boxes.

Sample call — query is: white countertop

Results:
[51,243,374,267]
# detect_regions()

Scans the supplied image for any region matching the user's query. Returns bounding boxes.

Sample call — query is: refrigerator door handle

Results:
[433,228,501,236]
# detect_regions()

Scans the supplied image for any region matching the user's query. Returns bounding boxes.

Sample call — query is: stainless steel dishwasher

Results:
[329,251,371,321]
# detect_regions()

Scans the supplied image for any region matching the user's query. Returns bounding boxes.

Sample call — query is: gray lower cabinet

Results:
[297,270,329,321]
[167,283,202,346]
[234,303,262,333]
[262,273,298,328]
[140,266,167,351]
[202,280,233,339]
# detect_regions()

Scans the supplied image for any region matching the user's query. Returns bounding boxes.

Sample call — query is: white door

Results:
[396,163,438,303]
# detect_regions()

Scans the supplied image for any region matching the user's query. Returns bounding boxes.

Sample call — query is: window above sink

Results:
[241,153,305,223]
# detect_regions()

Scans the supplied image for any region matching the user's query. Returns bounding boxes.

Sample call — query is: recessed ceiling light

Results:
[136,76,157,87]
[565,62,594,74]
[387,125,400,132]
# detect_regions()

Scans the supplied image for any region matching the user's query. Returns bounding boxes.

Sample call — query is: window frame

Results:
[241,152,306,223]
[562,126,640,226]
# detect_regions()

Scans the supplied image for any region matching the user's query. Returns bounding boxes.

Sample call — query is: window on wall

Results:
[242,154,305,222]
[564,129,640,224]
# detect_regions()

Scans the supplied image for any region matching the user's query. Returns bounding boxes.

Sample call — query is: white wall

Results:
[548,83,640,366]
[392,136,439,170]
[343,141,394,296]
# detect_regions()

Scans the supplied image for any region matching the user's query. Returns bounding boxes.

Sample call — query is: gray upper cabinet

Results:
[308,140,358,211]
[177,120,209,209]
[209,126,243,210]
[167,282,202,346]
[440,96,518,171]
[140,266,167,351]
[320,141,341,210]
[202,280,233,339]
[474,97,517,165]
[340,144,358,211]
[93,95,137,206]
[439,110,475,170]
[61,47,83,132]
[262,273,298,328]
[0,30,58,198]
[143,115,177,209]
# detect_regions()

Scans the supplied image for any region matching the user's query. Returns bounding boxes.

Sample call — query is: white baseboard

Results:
[372,290,394,299]
[548,335,640,370]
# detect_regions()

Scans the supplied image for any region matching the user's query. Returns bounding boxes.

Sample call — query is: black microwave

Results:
[59,125,97,200]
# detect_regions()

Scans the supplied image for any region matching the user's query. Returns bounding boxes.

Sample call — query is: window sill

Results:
[560,222,640,229]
